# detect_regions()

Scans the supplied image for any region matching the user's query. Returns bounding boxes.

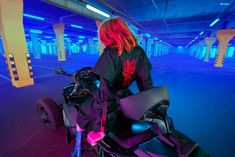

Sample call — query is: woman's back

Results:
[92,45,153,92]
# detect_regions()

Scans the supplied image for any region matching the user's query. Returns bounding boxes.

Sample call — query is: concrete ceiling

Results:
[85,0,235,46]
[23,0,235,46]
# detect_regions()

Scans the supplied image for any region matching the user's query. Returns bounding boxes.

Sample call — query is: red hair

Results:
[99,17,137,56]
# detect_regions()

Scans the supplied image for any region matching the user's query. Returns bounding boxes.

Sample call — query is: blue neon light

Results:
[64,34,68,37]
[78,36,85,39]
[154,37,158,40]
[199,31,204,35]
[210,18,220,27]
[93,37,98,40]
[178,46,183,49]
[23,13,45,21]
[71,24,83,29]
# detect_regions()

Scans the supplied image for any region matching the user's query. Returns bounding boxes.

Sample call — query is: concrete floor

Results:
[0,53,235,157]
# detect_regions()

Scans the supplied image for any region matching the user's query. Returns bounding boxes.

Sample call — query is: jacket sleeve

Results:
[136,49,154,91]
[92,47,117,132]
[92,78,115,132]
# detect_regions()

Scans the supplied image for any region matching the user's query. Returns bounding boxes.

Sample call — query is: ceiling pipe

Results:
[59,13,77,22]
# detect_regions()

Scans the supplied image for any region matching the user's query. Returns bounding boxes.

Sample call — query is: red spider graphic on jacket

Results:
[122,59,137,86]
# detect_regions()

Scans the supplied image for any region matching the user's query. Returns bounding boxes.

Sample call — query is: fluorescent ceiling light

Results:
[78,36,85,39]
[154,37,158,40]
[178,46,183,49]
[71,24,83,29]
[45,36,53,39]
[199,31,204,35]
[220,3,230,6]
[210,18,220,27]
[145,33,151,38]
[86,4,110,18]
[195,36,199,40]
[23,13,45,21]
[30,29,42,34]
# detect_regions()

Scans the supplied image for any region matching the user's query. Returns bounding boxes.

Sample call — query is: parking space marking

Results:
[0,74,11,81]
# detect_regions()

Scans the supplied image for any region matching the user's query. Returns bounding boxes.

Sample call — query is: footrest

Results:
[169,129,198,157]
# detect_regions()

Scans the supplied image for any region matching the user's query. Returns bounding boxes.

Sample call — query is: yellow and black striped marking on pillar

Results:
[25,53,33,78]
[7,53,19,81]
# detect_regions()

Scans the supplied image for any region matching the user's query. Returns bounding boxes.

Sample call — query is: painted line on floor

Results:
[34,73,54,78]
[0,74,11,81]
[32,64,55,70]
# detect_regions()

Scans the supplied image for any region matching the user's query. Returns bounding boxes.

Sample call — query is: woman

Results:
[72,17,153,157]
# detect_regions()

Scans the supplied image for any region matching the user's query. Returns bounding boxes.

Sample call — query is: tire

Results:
[37,97,63,131]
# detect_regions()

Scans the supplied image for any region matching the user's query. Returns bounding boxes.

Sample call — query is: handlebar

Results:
[54,68,73,77]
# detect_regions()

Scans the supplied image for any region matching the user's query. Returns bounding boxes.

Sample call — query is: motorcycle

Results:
[37,67,209,157]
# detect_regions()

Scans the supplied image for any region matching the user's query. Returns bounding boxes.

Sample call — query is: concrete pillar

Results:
[137,34,146,51]
[27,41,33,54]
[204,37,216,62]
[195,41,205,59]
[88,38,95,55]
[67,41,72,55]
[0,0,34,87]
[158,43,163,56]
[146,38,153,58]
[153,41,160,57]
[214,29,235,67]
[94,40,99,55]
[190,45,196,56]
[30,32,41,59]
[95,20,105,56]
[53,22,66,61]
[46,42,52,55]
[166,46,170,55]
[76,43,80,53]
[162,45,166,55]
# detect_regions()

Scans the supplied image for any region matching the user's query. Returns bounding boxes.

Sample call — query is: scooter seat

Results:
[119,86,170,120]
